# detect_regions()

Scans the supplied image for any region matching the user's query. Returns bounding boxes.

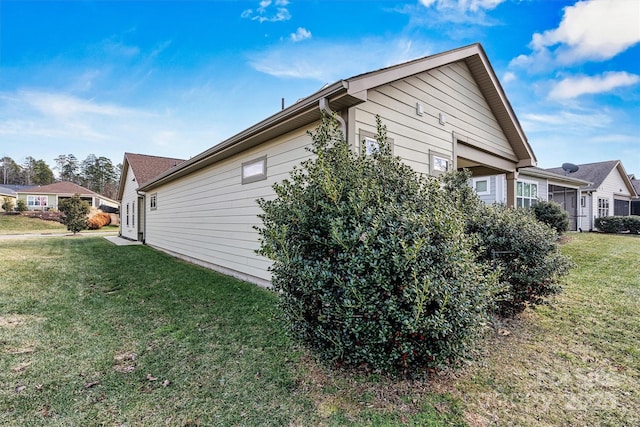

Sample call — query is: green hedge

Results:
[595,216,640,234]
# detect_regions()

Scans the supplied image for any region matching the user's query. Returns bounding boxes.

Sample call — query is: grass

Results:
[0,214,118,235]
[0,214,66,235]
[0,233,638,426]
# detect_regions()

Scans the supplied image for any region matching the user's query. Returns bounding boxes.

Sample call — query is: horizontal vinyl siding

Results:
[353,62,515,176]
[601,169,631,199]
[120,164,139,240]
[144,125,315,284]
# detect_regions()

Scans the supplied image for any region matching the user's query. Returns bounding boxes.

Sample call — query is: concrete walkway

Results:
[104,235,143,246]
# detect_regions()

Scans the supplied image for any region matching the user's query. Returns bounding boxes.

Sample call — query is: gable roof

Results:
[17,181,100,196]
[0,184,36,196]
[630,175,640,200]
[139,43,536,192]
[546,160,637,196]
[117,153,186,200]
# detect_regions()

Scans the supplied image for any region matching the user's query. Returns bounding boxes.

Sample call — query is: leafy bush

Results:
[58,194,90,234]
[257,115,497,376]
[16,199,27,212]
[2,197,14,212]
[441,170,574,316]
[531,199,570,234]
[595,216,640,234]
[88,212,111,229]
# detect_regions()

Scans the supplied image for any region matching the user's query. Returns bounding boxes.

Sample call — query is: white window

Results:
[516,181,538,208]
[150,193,157,210]
[430,152,451,176]
[581,196,586,208]
[241,156,267,184]
[473,178,490,195]
[27,195,48,207]
[363,137,380,155]
[597,198,609,217]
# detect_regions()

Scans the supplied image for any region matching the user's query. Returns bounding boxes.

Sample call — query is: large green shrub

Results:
[257,115,496,376]
[441,170,573,316]
[531,199,570,234]
[16,199,27,212]
[58,194,89,234]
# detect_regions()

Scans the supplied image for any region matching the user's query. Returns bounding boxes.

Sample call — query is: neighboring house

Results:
[117,153,185,242]
[0,185,36,211]
[122,43,538,287]
[471,167,591,231]
[630,174,640,216]
[16,182,119,212]
[546,160,638,231]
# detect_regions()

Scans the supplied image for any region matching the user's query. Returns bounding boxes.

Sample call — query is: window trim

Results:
[516,179,539,208]
[430,151,451,176]
[359,129,394,156]
[472,178,490,196]
[241,155,268,185]
[150,193,158,211]
[597,197,609,217]
[27,195,48,207]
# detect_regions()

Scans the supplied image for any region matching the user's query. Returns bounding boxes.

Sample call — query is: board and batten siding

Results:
[120,163,140,240]
[351,62,516,175]
[143,125,317,286]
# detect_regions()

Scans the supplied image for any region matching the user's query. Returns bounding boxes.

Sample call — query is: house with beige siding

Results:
[117,153,185,242]
[471,168,591,231]
[16,182,119,212]
[123,43,538,287]
[546,160,637,231]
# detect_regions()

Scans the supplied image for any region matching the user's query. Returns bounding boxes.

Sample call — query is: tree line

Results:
[1,154,121,199]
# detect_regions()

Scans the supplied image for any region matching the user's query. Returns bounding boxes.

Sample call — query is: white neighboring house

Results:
[471,167,591,231]
[121,43,540,287]
[117,153,185,242]
[546,160,638,231]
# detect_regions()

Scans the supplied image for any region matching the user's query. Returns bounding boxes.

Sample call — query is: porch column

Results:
[506,171,518,208]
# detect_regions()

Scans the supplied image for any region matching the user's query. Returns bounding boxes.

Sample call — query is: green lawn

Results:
[0,214,118,235]
[0,233,638,426]
[0,214,67,235]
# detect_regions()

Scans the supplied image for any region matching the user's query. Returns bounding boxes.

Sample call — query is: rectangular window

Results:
[360,130,394,156]
[126,203,129,226]
[430,152,451,176]
[473,178,489,195]
[132,202,135,227]
[516,180,538,208]
[150,193,157,210]
[241,155,267,185]
[581,196,586,208]
[597,198,609,217]
[27,195,48,207]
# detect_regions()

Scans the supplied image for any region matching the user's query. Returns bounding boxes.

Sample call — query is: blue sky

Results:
[1,0,639,176]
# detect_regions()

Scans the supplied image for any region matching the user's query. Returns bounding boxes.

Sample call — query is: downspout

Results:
[319,98,346,138]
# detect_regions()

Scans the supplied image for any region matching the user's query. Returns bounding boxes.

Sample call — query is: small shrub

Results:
[532,200,570,234]
[88,212,111,229]
[58,194,90,234]
[2,197,14,212]
[16,199,27,212]
[626,216,640,234]
[257,115,497,376]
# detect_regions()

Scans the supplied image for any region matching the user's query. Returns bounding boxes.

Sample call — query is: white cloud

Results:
[290,27,311,42]
[248,37,434,82]
[514,0,640,68]
[520,109,613,133]
[502,71,516,83]
[419,0,505,12]
[241,0,291,23]
[549,72,640,100]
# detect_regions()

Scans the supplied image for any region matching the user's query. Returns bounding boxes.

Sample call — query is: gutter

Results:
[319,97,346,137]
